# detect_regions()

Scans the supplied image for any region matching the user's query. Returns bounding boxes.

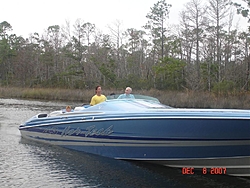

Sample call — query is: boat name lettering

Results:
[85,125,114,137]
[61,125,114,137]
[43,127,59,134]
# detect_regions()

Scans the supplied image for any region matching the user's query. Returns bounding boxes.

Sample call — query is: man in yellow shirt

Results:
[90,85,107,106]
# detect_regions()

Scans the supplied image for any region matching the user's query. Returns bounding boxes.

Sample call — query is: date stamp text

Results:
[182,167,227,175]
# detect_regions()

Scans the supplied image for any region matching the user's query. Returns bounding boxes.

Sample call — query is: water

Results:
[0,98,249,188]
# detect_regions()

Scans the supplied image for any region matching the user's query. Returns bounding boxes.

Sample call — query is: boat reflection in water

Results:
[19,95,250,177]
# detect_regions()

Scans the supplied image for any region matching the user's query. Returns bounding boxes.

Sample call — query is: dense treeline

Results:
[0,0,249,94]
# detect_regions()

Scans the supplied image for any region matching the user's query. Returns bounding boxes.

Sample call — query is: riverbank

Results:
[0,87,249,109]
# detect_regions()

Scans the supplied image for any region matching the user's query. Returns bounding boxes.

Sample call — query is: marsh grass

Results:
[0,87,92,103]
[0,87,250,109]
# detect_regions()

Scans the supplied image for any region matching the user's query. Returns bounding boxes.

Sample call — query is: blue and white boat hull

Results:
[19,99,250,177]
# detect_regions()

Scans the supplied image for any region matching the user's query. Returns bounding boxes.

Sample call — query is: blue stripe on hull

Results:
[21,118,250,140]
[62,145,250,159]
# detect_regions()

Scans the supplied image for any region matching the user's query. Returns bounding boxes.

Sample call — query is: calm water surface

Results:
[0,98,249,188]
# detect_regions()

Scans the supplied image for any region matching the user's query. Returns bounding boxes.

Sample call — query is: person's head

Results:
[66,105,71,112]
[125,87,132,95]
[95,85,102,95]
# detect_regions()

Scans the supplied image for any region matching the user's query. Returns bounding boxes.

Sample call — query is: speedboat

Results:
[19,95,250,177]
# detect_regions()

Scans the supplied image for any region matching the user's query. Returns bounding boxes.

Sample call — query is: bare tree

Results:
[179,0,208,90]
[107,20,124,78]
[207,0,231,82]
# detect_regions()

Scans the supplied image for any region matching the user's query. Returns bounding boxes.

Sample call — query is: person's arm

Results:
[102,95,107,101]
[90,96,95,106]
[117,94,124,99]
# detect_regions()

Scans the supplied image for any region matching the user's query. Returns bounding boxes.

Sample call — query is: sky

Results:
[1,0,190,38]
[1,0,248,38]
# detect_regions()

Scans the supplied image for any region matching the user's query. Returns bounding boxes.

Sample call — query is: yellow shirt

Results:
[90,94,107,106]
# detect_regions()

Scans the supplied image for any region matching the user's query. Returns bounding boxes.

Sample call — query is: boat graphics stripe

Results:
[20,131,250,147]
[20,115,250,129]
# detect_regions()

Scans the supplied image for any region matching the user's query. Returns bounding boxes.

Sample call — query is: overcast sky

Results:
[1,0,248,38]
[1,0,191,38]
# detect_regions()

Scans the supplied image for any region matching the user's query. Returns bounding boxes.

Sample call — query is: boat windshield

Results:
[107,94,160,102]
[85,98,171,112]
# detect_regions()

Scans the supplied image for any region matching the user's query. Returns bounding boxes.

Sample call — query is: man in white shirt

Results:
[117,87,135,99]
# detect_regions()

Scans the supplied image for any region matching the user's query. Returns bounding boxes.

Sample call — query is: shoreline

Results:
[0,87,250,109]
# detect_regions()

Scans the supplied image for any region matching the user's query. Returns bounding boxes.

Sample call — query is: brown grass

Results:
[0,87,250,109]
